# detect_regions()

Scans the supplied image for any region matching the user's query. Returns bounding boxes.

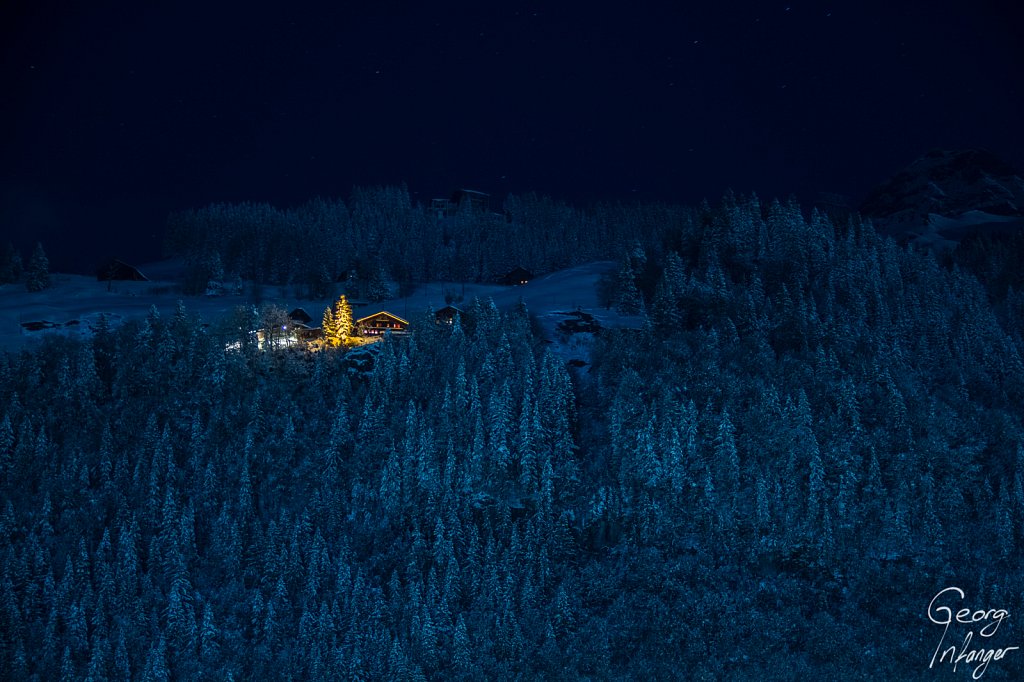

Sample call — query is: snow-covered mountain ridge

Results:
[859,149,1024,250]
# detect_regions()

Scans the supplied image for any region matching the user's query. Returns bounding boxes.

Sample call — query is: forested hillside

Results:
[3,192,1024,679]
[163,186,688,296]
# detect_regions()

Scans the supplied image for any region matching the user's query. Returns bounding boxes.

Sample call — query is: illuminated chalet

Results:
[356,311,409,336]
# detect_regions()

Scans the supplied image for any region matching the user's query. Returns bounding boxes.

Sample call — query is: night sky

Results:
[1,1,1021,273]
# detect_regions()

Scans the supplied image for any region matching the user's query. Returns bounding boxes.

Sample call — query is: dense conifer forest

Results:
[3,189,1024,679]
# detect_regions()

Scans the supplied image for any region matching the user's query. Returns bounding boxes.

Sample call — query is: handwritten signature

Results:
[928,586,1019,679]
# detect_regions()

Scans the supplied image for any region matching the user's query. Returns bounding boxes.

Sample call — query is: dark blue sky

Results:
[1,1,1021,272]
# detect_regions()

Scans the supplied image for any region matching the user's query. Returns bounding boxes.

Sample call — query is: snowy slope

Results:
[0,273,258,349]
[360,260,643,365]
[0,260,638,355]
[360,262,619,321]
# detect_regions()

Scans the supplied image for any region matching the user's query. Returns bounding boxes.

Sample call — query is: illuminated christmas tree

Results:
[322,294,354,347]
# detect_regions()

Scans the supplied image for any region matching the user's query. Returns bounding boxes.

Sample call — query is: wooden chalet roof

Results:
[435,304,464,316]
[288,308,313,325]
[356,311,409,326]
[435,305,465,323]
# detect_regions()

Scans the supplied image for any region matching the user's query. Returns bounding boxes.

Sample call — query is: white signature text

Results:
[928,586,1018,679]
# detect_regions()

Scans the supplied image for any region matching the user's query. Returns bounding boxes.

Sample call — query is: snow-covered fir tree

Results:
[25,242,50,292]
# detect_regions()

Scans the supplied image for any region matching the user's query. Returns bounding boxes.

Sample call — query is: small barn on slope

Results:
[96,259,148,282]
[500,266,533,286]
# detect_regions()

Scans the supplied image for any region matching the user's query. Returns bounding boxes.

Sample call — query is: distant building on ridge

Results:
[96,259,148,282]
[500,266,533,286]
[431,188,492,218]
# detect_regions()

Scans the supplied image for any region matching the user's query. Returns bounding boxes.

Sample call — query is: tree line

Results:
[1,242,50,292]
[162,185,697,297]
